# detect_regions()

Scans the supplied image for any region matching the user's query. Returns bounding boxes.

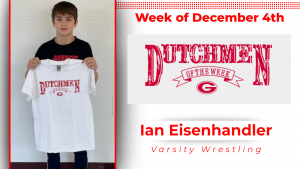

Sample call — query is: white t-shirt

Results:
[22,59,96,153]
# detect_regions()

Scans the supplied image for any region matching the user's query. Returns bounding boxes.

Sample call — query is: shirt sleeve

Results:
[22,69,36,101]
[86,43,93,58]
[35,45,42,60]
[88,68,97,95]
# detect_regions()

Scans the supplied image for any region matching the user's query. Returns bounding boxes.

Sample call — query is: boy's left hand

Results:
[82,57,98,71]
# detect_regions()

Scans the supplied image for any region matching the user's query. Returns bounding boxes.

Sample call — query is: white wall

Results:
[11,0,115,163]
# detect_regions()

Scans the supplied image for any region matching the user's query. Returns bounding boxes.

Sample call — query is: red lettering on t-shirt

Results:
[53,55,79,60]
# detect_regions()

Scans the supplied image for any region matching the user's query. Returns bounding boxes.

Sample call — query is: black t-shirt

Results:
[35,36,93,61]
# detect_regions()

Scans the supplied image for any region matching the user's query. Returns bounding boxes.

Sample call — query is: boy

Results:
[25,1,98,169]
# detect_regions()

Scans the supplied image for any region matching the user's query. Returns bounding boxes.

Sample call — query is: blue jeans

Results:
[47,150,88,169]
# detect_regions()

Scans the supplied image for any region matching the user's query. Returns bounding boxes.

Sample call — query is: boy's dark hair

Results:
[52,1,78,23]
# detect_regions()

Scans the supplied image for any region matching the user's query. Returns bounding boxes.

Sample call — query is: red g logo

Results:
[196,81,218,94]
[57,92,63,96]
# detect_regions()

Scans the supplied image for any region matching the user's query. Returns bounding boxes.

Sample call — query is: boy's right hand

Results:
[27,57,41,70]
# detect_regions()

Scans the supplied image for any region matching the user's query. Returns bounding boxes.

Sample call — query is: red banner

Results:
[49,88,72,94]
[173,66,243,87]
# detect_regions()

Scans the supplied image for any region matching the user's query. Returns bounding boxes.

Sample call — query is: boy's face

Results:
[52,14,78,37]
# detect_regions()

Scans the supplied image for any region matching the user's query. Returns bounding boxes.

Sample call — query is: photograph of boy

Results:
[25,2,97,169]
[11,1,114,169]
